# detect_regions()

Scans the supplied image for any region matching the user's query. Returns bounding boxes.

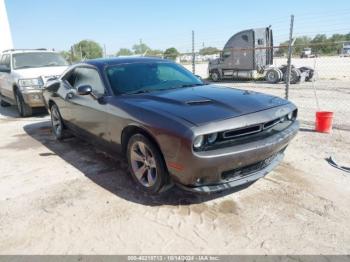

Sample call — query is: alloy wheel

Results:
[51,106,62,137]
[130,141,158,187]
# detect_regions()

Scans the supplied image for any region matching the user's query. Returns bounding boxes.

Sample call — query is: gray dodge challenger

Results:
[43,57,299,193]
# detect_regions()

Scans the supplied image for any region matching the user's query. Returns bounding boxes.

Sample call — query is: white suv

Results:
[0,49,69,116]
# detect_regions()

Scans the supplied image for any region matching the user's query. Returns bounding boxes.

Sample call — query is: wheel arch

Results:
[121,125,162,155]
[121,125,169,170]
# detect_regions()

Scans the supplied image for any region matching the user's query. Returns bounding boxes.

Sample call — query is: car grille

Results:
[222,115,289,140]
[221,152,279,181]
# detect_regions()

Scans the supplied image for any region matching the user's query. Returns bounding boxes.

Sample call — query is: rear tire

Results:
[299,66,315,82]
[127,134,169,193]
[265,68,282,83]
[50,104,65,140]
[283,68,301,84]
[15,90,32,117]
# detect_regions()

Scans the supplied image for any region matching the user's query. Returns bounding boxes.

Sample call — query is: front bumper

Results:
[170,120,299,192]
[21,90,45,107]
[177,152,284,193]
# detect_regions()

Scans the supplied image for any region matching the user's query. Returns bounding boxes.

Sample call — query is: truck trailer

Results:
[208,27,314,84]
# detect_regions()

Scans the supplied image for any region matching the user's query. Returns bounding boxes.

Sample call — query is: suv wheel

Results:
[0,99,10,107]
[127,134,169,193]
[50,104,65,140]
[15,90,32,117]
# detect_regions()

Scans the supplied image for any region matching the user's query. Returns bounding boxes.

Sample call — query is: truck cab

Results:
[209,27,273,81]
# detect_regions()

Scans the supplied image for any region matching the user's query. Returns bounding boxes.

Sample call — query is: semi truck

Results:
[208,27,314,84]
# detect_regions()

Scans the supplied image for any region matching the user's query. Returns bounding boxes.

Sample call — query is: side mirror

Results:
[0,65,11,73]
[77,85,92,96]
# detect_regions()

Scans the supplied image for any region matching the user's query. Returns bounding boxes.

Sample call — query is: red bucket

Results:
[315,111,334,133]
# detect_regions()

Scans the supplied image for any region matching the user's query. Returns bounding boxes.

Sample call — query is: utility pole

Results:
[285,15,294,100]
[192,30,195,74]
[103,44,107,58]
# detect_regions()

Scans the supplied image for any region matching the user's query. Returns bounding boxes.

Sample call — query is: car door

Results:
[66,66,109,143]
[0,54,13,99]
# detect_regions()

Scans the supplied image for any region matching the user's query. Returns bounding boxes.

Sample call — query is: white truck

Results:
[0,49,69,116]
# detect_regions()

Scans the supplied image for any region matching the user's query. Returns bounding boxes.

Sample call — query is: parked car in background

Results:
[0,49,69,116]
[43,57,299,193]
[340,42,350,57]
[300,48,317,58]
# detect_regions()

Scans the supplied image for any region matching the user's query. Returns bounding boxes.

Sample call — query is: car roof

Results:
[84,56,171,68]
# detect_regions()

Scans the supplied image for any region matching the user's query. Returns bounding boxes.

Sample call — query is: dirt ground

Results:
[0,82,350,254]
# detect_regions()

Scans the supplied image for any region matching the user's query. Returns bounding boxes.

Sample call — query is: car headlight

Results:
[287,112,293,120]
[193,135,204,149]
[18,78,44,89]
[207,133,218,144]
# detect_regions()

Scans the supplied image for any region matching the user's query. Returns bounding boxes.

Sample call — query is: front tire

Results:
[50,104,65,140]
[127,134,169,193]
[0,98,10,107]
[15,90,32,117]
[210,70,221,82]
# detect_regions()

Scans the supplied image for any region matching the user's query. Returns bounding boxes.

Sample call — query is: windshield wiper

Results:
[126,88,153,95]
[179,83,207,88]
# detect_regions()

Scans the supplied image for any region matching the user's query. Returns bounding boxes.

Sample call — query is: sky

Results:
[5,0,350,54]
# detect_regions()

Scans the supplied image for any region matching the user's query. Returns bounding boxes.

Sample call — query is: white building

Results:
[0,0,13,53]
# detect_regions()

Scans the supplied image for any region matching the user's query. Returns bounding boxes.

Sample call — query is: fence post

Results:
[192,30,195,74]
[285,15,294,100]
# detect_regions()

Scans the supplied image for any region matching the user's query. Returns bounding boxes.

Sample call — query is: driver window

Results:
[74,67,105,96]
[1,55,11,69]
[222,50,231,58]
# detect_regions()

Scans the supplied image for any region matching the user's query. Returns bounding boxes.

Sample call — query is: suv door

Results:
[0,54,13,100]
[66,66,109,142]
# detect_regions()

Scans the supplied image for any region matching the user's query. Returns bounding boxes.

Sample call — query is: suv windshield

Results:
[106,62,205,95]
[12,52,69,69]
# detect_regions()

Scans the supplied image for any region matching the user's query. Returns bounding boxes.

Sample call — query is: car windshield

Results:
[106,62,205,95]
[12,52,69,69]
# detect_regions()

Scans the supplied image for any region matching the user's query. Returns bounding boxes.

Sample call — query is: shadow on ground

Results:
[23,121,253,206]
[0,105,48,118]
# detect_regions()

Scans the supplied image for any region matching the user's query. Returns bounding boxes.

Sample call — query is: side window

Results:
[65,69,77,87]
[222,50,231,58]
[1,55,11,69]
[241,34,249,42]
[74,67,105,95]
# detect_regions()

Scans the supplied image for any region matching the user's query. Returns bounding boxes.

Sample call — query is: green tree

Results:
[116,48,133,56]
[72,40,103,61]
[293,36,312,54]
[310,34,332,54]
[163,47,179,60]
[59,51,71,63]
[146,49,163,57]
[132,42,150,55]
[199,47,220,55]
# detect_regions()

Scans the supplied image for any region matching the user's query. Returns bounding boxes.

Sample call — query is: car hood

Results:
[13,66,68,83]
[124,85,289,126]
